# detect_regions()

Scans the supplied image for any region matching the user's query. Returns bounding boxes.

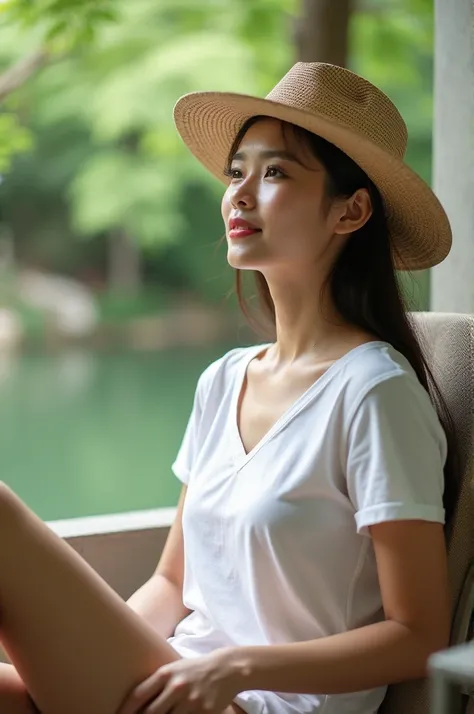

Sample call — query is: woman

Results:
[0,62,458,714]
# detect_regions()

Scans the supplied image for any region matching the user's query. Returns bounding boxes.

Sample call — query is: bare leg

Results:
[0,661,245,714]
[0,658,243,714]
[0,483,183,714]
[0,663,37,713]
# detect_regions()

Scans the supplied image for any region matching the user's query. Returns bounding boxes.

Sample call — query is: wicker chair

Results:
[380,312,474,714]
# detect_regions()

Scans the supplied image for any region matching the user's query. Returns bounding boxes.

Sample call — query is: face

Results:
[221,119,369,280]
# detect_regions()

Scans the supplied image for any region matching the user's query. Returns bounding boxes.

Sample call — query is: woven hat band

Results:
[266,63,408,160]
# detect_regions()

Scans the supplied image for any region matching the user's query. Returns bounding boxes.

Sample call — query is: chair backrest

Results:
[380,312,474,714]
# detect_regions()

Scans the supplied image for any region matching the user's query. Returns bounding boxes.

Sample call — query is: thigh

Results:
[0,663,37,714]
[0,483,180,714]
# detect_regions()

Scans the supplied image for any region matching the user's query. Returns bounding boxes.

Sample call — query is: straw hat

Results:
[173,62,451,271]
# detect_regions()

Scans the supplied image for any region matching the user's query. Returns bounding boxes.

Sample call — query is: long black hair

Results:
[226,115,460,527]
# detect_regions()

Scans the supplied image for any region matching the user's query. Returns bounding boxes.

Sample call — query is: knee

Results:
[0,482,21,514]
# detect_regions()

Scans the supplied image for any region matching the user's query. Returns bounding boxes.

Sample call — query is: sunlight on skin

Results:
[220,118,373,365]
[221,117,372,280]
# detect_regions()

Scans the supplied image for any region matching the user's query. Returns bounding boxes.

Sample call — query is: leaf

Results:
[68,149,189,245]
[0,0,435,298]
[45,19,68,41]
[88,8,120,24]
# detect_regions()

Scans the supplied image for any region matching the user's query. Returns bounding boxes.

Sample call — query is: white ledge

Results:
[47,507,177,539]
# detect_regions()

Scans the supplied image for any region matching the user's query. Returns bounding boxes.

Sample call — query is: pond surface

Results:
[0,344,233,521]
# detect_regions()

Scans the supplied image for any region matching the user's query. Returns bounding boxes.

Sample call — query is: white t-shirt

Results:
[167,341,447,714]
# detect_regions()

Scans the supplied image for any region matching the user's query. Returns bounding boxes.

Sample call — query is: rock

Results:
[0,308,23,350]
[17,269,99,338]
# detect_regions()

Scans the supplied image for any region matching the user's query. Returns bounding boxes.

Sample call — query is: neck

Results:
[265,275,352,365]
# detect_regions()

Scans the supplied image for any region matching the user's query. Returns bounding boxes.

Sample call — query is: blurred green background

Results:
[0,0,435,520]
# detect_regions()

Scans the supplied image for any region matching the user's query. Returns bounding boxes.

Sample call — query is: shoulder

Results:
[339,341,421,412]
[339,341,445,442]
[342,341,446,456]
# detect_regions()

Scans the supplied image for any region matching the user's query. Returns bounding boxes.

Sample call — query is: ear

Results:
[333,188,373,236]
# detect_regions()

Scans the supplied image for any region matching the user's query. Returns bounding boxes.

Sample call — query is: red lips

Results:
[228,217,262,239]
[229,217,260,231]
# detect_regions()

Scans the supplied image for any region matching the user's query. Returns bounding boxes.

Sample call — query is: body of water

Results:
[0,344,232,521]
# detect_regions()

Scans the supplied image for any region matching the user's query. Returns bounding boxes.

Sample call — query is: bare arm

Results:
[127,486,191,639]
[222,520,450,695]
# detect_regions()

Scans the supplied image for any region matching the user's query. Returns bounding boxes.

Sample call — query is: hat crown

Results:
[266,63,407,159]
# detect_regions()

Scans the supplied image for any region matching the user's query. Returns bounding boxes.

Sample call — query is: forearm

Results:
[227,620,443,696]
[127,573,191,639]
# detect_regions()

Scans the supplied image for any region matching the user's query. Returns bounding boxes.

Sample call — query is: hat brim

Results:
[174,91,451,272]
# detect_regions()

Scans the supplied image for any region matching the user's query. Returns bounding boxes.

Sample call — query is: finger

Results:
[117,671,166,714]
[144,682,187,714]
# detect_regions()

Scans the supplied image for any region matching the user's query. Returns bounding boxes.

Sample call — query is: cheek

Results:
[265,192,320,238]
[221,190,232,222]
[289,197,325,235]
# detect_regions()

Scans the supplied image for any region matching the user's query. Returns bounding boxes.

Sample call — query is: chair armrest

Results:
[427,560,474,713]
[428,642,474,714]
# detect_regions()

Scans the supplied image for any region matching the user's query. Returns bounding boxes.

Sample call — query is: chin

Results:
[227,249,266,272]
[227,258,263,271]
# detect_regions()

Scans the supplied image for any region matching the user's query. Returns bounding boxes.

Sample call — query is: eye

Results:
[223,167,242,180]
[265,165,286,178]
[222,164,287,180]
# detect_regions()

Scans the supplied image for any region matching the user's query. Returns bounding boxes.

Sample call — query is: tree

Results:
[294,0,352,65]
[0,0,435,307]
[0,0,295,296]
[0,0,121,167]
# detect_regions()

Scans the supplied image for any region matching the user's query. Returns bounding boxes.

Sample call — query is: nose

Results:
[229,181,257,210]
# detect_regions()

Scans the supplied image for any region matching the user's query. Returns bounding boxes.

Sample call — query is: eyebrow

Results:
[231,149,302,165]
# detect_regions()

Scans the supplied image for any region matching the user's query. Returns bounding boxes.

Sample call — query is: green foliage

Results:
[0,111,32,170]
[0,0,120,51]
[350,0,434,307]
[0,0,294,250]
[68,151,187,245]
[350,0,434,183]
[0,0,120,170]
[0,0,435,307]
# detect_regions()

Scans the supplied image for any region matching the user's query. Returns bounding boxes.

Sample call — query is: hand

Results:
[117,649,243,714]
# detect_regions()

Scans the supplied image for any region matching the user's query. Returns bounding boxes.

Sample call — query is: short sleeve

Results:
[345,373,447,536]
[171,369,209,485]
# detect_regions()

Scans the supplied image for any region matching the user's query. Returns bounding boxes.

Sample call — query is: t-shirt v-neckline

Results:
[230,340,388,470]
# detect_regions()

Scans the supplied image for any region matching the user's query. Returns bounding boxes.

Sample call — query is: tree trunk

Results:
[107,229,142,294]
[0,49,49,103]
[294,0,352,66]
